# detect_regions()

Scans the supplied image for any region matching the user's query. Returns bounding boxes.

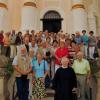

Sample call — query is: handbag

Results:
[44,60,51,88]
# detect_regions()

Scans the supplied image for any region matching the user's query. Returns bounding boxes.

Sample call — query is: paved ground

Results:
[43,97,53,100]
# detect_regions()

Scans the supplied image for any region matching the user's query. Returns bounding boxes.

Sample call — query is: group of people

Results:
[0,29,100,60]
[0,29,99,100]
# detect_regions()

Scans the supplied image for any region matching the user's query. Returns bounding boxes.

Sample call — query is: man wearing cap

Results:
[12,47,32,100]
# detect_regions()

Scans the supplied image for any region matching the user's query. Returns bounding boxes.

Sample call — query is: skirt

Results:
[32,78,46,99]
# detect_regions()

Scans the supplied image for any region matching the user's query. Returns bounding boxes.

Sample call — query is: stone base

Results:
[96,78,100,100]
[0,95,4,100]
[0,78,4,95]
[0,76,10,100]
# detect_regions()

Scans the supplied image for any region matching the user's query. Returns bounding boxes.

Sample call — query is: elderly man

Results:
[12,46,32,100]
[72,51,91,100]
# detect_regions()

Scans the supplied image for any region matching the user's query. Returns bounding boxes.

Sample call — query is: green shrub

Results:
[6,61,14,77]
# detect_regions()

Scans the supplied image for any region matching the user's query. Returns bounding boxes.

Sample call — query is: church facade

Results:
[0,0,100,35]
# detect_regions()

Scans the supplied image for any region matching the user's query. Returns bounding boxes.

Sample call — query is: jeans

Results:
[16,77,29,100]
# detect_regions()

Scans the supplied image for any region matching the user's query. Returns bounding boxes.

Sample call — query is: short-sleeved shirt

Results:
[55,47,69,65]
[31,60,49,78]
[12,55,32,77]
[12,56,18,66]
[72,59,90,75]
[12,55,31,69]
[75,36,82,45]
[81,35,89,45]
[88,36,96,46]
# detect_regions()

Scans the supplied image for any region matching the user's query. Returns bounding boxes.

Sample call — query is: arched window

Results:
[43,10,62,20]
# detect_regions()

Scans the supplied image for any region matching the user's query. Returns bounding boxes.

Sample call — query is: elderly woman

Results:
[32,50,49,100]
[55,40,69,72]
[52,57,77,100]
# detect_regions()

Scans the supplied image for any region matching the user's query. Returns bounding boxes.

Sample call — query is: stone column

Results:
[0,0,9,32]
[96,59,100,100]
[88,11,97,35]
[72,0,88,33]
[96,72,100,100]
[0,55,8,100]
[21,0,37,32]
[96,16,100,35]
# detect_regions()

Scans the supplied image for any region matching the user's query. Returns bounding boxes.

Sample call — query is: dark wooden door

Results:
[43,19,61,33]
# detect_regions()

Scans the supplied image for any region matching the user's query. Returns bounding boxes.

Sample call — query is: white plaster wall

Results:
[0,0,8,5]
[0,8,9,32]
[0,0,10,32]
[66,11,74,34]
[5,0,100,35]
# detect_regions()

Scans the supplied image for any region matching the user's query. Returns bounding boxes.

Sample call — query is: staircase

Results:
[46,89,55,97]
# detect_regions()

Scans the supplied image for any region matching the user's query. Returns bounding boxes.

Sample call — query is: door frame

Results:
[40,10,63,32]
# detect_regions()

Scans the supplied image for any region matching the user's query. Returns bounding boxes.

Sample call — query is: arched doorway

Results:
[41,10,63,33]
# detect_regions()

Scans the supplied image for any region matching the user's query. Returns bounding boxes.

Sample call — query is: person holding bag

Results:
[32,50,49,100]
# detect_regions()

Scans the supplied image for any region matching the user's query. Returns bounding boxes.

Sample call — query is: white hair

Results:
[61,57,69,64]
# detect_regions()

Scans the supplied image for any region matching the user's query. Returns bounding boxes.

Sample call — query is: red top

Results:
[55,47,69,65]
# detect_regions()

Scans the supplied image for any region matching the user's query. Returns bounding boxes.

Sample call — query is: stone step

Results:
[46,89,55,97]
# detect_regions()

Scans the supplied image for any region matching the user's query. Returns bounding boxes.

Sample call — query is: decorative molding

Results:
[0,3,7,9]
[72,4,85,9]
[24,2,36,7]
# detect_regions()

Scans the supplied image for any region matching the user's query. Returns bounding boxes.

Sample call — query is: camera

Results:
[46,51,51,57]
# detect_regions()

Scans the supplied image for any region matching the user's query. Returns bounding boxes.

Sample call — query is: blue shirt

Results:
[31,60,49,78]
[82,35,89,45]
[75,36,82,44]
